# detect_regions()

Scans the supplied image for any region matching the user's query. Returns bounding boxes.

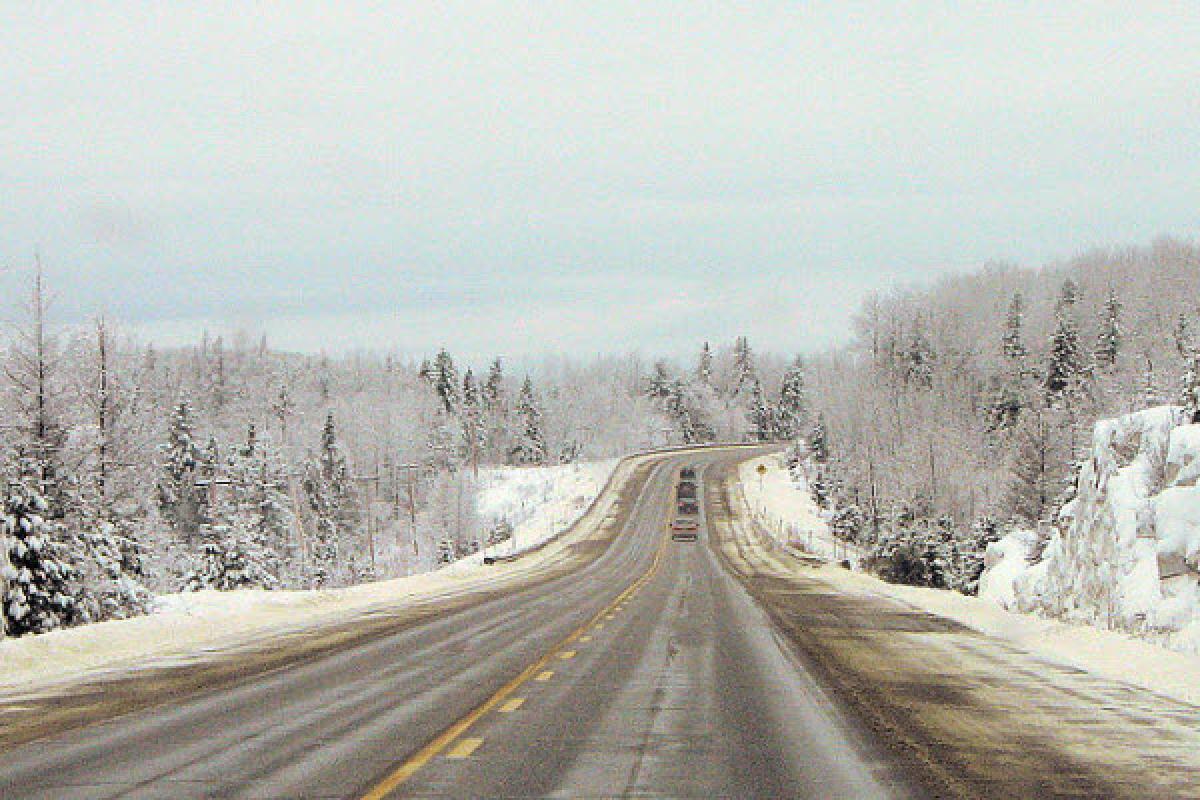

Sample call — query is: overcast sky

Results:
[2,2,1197,360]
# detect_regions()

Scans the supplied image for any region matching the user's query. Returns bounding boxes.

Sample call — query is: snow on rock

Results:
[977,528,1038,610]
[981,405,1200,654]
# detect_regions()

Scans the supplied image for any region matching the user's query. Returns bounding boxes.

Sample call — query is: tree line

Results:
[0,266,795,637]
[801,237,1200,592]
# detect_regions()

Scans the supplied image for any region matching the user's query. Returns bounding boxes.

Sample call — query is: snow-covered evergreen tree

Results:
[302,413,355,587]
[1182,352,1200,424]
[158,398,205,542]
[2,480,79,635]
[990,293,1033,430]
[460,368,486,470]
[483,358,505,412]
[1006,407,1070,525]
[746,379,774,442]
[776,355,808,439]
[1046,280,1084,400]
[1174,313,1194,361]
[645,361,674,400]
[1094,286,1122,371]
[271,382,296,445]
[431,349,460,414]
[809,412,829,463]
[696,342,714,386]
[74,517,150,620]
[509,377,547,465]
[1002,292,1028,363]
[903,317,934,388]
[731,336,757,399]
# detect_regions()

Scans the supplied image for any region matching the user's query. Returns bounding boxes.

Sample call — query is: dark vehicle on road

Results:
[670,517,699,541]
[679,466,697,482]
[676,481,697,500]
[677,497,699,515]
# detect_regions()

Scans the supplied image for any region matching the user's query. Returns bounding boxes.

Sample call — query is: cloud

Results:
[2,2,1198,357]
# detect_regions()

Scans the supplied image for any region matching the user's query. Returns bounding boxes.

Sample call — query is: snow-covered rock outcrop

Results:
[981,406,1200,654]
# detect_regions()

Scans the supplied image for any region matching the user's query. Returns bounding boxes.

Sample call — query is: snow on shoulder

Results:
[0,458,621,697]
[737,452,862,567]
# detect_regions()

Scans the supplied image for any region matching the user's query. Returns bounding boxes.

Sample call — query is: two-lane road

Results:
[0,448,911,799]
[3,446,1200,798]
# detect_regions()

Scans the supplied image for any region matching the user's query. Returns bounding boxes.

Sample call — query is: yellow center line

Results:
[497,697,525,713]
[558,650,576,660]
[446,737,483,759]
[579,635,592,643]
[359,474,672,800]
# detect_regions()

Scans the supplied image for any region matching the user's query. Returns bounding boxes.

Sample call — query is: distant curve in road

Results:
[2,447,1198,798]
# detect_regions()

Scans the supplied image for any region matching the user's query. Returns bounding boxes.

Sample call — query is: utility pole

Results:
[397,463,421,558]
[351,469,381,576]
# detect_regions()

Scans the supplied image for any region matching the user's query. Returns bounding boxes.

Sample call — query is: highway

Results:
[1,447,1199,798]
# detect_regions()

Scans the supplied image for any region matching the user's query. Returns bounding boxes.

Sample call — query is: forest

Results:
[0,268,794,637]
[4,237,1199,638]
[805,237,1200,592]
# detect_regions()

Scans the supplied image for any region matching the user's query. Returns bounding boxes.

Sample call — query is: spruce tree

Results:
[809,412,829,463]
[697,342,714,386]
[509,377,547,465]
[1094,286,1122,371]
[646,361,674,399]
[2,481,78,635]
[303,413,354,587]
[271,383,295,445]
[1046,280,1084,400]
[665,381,697,444]
[1175,313,1194,361]
[431,349,460,414]
[731,336,756,398]
[483,358,505,412]
[776,355,808,439]
[1006,407,1069,524]
[1002,292,1028,363]
[904,317,934,388]
[990,293,1032,431]
[158,398,204,541]
[746,379,774,442]
[1182,352,1200,424]
[461,368,485,468]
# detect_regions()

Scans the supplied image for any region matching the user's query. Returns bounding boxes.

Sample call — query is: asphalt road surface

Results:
[1,447,1198,799]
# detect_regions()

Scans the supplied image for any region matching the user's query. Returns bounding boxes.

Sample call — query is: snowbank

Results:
[738,452,863,567]
[0,458,622,695]
[466,459,618,562]
[980,406,1200,654]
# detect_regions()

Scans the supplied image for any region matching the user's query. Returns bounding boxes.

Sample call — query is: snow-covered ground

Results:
[0,458,623,696]
[738,452,864,567]
[980,406,1200,656]
[466,459,619,563]
[736,447,1200,707]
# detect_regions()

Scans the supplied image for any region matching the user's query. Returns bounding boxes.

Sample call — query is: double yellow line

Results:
[360,506,671,799]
